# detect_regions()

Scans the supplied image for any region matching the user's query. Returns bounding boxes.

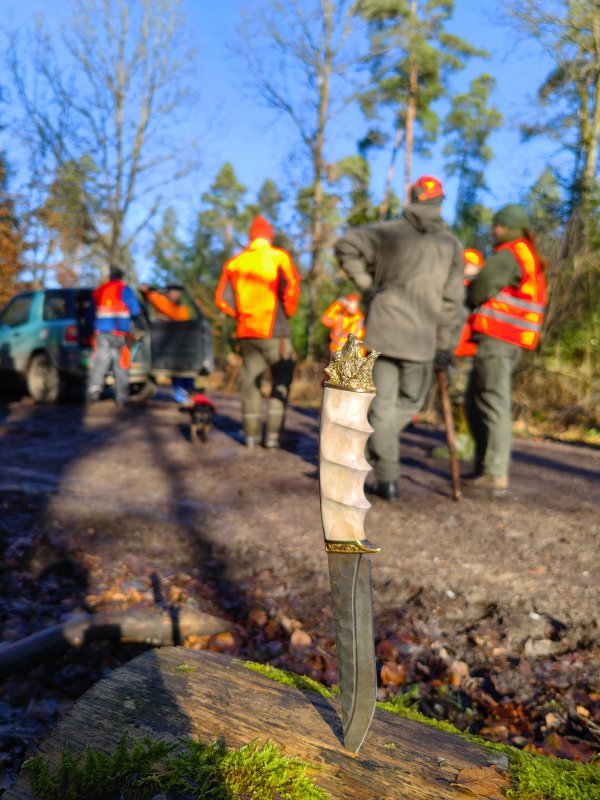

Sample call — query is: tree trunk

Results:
[403,0,419,206]
[378,124,404,220]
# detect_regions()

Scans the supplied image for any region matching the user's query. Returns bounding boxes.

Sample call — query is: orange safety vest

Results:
[92,279,130,332]
[454,249,484,358]
[471,239,546,350]
[321,300,366,352]
[214,238,300,339]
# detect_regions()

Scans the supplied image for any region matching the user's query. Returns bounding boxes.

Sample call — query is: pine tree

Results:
[443,73,502,248]
[357,0,486,211]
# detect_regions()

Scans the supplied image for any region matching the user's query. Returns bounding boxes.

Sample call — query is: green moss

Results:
[238,660,336,699]
[240,661,599,800]
[24,735,329,800]
[505,750,600,800]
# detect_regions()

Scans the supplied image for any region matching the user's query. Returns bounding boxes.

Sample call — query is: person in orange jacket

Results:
[320,293,365,353]
[140,284,191,321]
[214,215,301,448]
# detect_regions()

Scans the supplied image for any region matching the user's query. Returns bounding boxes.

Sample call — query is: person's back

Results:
[335,182,463,363]
[334,175,464,501]
[88,266,142,406]
[222,240,296,338]
[214,215,300,449]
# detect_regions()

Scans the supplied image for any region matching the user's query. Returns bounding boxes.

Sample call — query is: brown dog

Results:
[179,392,215,443]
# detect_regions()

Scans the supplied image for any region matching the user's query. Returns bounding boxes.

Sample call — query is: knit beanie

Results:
[249,215,274,241]
[410,175,444,206]
[492,204,529,233]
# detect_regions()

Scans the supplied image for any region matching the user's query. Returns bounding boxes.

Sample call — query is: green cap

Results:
[493,204,529,233]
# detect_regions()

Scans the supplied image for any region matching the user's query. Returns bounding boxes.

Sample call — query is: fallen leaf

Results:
[449,660,470,687]
[290,629,312,649]
[380,661,406,687]
[451,766,507,798]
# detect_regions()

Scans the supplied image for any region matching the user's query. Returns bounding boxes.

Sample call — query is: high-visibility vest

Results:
[214,238,300,339]
[454,249,485,358]
[321,300,365,352]
[93,280,131,326]
[471,239,546,350]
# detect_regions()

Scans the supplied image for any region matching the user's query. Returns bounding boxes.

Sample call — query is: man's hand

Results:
[434,349,452,372]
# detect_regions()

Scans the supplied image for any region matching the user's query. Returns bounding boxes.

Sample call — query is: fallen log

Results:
[0,607,232,679]
[5,649,510,800]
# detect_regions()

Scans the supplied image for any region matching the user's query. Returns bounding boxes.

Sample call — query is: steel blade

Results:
[327,551,376,753]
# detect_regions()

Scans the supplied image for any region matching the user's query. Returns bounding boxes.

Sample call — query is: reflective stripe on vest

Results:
[93,280,131,320]
[471,239,546,350]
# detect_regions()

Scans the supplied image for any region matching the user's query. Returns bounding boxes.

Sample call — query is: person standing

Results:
[214,215,301,448]
[464,204,547,497]
[321,293,366,353]
[334,175,464,500]
[87,266,143,406]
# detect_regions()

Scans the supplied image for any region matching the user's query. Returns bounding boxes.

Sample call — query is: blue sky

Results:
[3,0,558,267]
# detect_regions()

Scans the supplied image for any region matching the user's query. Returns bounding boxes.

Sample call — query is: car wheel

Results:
[129,379,157,404]
[26,353,61,403]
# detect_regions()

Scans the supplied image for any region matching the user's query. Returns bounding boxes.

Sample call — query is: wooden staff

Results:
[436,368,461,501]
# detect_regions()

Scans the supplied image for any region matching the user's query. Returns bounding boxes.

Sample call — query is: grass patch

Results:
[24,735,329,800]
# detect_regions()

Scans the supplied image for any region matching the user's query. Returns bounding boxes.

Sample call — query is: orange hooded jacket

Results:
[214,237,300,339]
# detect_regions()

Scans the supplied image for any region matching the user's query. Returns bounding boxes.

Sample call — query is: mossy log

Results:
[0,608,232,679]
[6,648,509,800]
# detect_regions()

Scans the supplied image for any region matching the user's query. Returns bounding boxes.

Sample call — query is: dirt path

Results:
[1,392,599,785]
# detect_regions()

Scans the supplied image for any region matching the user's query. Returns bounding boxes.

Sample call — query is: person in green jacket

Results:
[464,204,547,498]
[334,175,464,501]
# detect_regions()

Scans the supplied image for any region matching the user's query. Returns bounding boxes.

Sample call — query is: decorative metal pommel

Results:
[324,334,379,393]
[320,336,380,551]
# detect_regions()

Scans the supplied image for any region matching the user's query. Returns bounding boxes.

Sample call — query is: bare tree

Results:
[8,0,199,279]
[237,0,366,357]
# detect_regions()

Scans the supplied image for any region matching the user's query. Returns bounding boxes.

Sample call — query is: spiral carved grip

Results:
[319,335,381,554]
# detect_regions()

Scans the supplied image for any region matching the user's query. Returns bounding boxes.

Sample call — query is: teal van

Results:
[0,286,213,403]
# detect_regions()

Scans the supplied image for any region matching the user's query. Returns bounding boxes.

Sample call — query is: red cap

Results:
[411,175,444,204]
[249,215,274,241]
[345,293,360,303]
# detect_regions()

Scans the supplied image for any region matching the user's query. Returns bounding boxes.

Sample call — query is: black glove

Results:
[434,349,452,372]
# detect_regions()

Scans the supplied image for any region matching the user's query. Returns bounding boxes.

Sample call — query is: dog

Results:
[179,392,215,443]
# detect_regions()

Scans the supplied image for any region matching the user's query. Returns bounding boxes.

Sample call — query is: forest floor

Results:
[1,388,599,790]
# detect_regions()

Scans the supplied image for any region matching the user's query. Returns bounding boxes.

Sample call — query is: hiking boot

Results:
[263,433,280,449]
[367,480,399,502]
[463,474,509,499]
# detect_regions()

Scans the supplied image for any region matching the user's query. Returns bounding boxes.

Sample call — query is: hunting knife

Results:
[319,334,380,754]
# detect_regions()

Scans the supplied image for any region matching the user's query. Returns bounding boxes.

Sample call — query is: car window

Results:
[43,293,69,321]
[0,295,34,328]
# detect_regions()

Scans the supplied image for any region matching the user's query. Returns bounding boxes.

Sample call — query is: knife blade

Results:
[319,334,380,754]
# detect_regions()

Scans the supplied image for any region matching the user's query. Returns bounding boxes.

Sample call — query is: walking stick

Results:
[436,368,462,501]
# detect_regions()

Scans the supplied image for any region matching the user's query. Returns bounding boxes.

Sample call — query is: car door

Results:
[0,293,36,374]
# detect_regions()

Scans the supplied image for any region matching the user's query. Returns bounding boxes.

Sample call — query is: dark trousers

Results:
[239,337,295,438]
[366,356,432,482]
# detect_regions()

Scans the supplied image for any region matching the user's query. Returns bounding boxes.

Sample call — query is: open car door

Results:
[143,287,213,376]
